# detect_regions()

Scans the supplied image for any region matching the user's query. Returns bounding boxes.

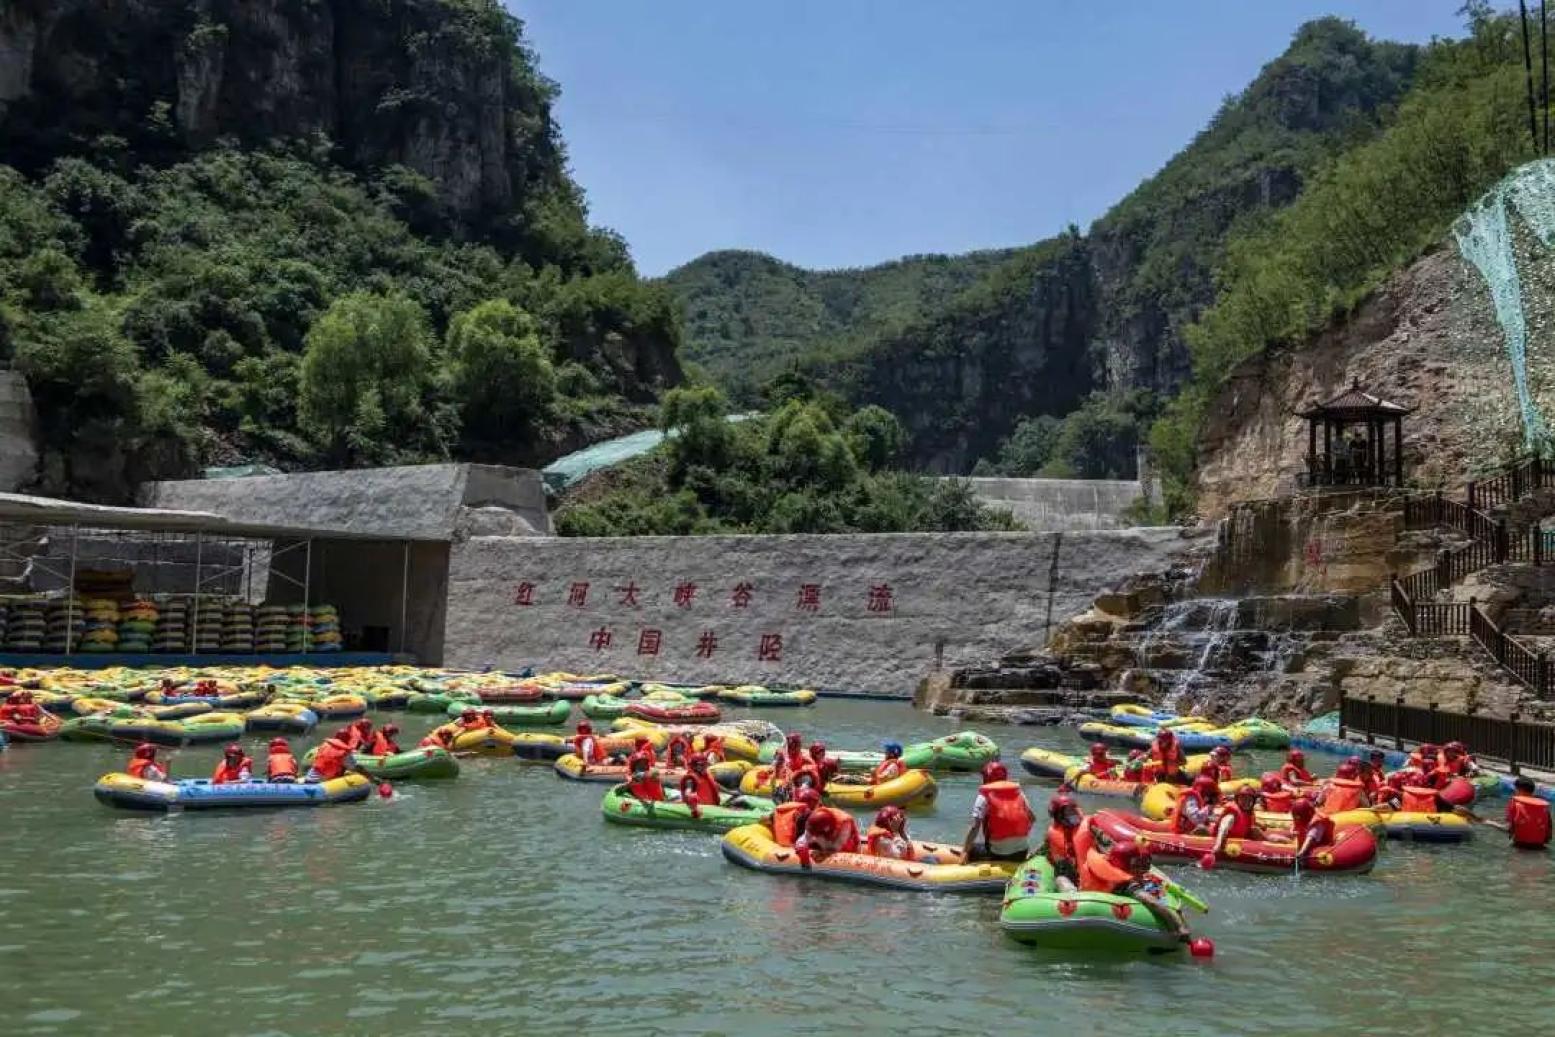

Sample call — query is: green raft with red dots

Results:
[998,856,1201,953]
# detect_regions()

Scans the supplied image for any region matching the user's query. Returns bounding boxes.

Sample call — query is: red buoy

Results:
[378,782,393,799]
[1189,937,1215,959]
[1198,852,1216,870]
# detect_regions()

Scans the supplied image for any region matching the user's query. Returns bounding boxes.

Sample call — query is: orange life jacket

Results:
[1079,848,1133,894]
[1044,822,1081,868]
[1150,742,1182,765]
[312,739,351,780]
[1281,763,1314,784]
[866,825,914,860]
[267,751,298,781]
[1507,795,1552,847]
[1219,801,1256,839]
[1400,785,1440,814]
[1262,789,1294,814]
[666,736,691,765]
[1320,777,1365,815]
[1087,758,1117,779]
[770,802,808,846]
[212,758,250,784]
[978,781,1034,842]
[872,758,906,784]
[1294,815,1335,850]
[788,761,822,791]
[1169,789,1206,834]
[806,806,859,854]
[571,733,605,763]
[680,771,721,807]
[1210,763,1234,782]
[633,745,658,768]
[627,774,665,802]
[127,757,161,780]
[368,732,399,756]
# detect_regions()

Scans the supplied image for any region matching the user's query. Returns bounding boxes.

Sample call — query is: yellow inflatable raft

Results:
[721,824,1016,893]
[738,766,938,810]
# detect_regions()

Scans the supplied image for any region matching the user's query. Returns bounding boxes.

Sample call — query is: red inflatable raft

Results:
[625,701,721,724]
[475,683,545,704]
[0,711,63,742]
[1090,810,1378,876]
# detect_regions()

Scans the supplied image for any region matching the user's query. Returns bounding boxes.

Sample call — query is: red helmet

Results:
[382,724,399,736]
[223,743,243,757]
[1048,793,1078,821]
[1291,799,1316,821]
[1420,744,1440,757]
[577,721,593,734]
[1192,775,1219,797]
[1369,749,1386,761]
[1287,749,1305,764]
[1234,784,1259,802]
[1261,773,1283,793]
[874,805,907,832]
[133,743,157,759]
[1444,741,1465,756]
[480,709,495,720]
[628,751,651,774]
[704,734,722,747]
[689,753,708,770]
[809,741,827,759]
[806,809,838,836]
[981,761,1009,783]
[1090,742,1108,757]
[1212,745,1231,759]
[634,735,650,748]
[268,738,289,750]
[1156,729,1177,743]
[356,717,372,728]
[795,787,822,808]
[460,708,479,722]
[786,732,802,748]
[1336,762,1359,779]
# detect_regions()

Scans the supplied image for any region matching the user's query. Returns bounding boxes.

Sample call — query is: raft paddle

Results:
[1162,877,1209,913]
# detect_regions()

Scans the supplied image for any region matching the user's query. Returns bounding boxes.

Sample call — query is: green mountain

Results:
[662,247,1022,400]
[0,0,682,501]
[665,18,1423,472]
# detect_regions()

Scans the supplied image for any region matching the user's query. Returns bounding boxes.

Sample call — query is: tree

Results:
[660,384,733,477]
[299,291,439,463]
[448,299,555,445]
[844,404,905,471]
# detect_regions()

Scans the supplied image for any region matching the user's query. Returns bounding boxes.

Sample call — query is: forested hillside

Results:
[0,0,682,500]
[665,18,1424,474]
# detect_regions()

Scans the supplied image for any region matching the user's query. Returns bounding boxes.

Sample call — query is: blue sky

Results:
[516,2,1469,276]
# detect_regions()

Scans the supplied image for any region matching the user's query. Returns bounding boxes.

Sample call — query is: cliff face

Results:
[0,0,565,226]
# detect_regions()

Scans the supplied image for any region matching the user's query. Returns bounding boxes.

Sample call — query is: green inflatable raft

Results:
[716,686,817,708]
[443,699,570,726]
[999,857,1199,953]
[1231,717,1291,749]
[302,745,460,780]
[581,694,631,720]
[756,731,1000,773]
[406,691,481,714]
[601,785,775,833]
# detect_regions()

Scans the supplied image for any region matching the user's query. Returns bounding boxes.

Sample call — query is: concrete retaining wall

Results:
[964,477,1142,531]
[0,371,37,492]
[443,527,1192,693]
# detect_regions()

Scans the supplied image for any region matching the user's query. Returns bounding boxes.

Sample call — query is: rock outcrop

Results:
[0,0,566,227]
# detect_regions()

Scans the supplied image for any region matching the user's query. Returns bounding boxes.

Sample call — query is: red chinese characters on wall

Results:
[616,581,642,608]
[796,583,821,612]
[757,633,783,661]
[731,582,755,608]
[567,582,590,608]
[512,582,536,606]
[695,630,718,658]
[673,582,698,608]
[867,583,894,613]
[637,628,662,656]
[589,625,612,651]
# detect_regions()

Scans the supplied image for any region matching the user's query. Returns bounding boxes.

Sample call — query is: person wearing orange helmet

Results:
[795,801,860,865]
[963,760,1035,862]
[1316,758,1371,815]
[865,805,915,860]
[367,724,401,757]
[1206,745,1234,782]
[1170,775,1220,836]
[1042,794,1086,888]
[623,751,666,803]
[665,732,692,769]
[1086,742,1119,779]
[125,742,167,782]
[211,743,252,785]
[767,786,821,847]
[306,733,357,782]
[1281,749,1314,785]
[679,753,723,812]
[265,738,299,783]
[1210,784,1266,857]
[1259,772,1294,813]
[1290,799,1336,861]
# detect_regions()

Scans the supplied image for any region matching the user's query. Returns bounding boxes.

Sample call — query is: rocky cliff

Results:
[0,0,566,233]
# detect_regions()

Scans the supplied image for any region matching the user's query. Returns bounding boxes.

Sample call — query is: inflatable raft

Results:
[306,694,368,719]
[0,711,63,742]
[94,772,372,811]
[474,683,546,704]
[737,766,938,809]
[999,856,1193,953]
[721,824,1017,893]
[716,686,818,708]
[431,723,531,756]
[174,712,247,745]
[305,745,459,781]
[625,701,721,724]
[406,692,481,714]
[601,786,775,832]
[1138,783,1471,843]
[1078,722,1253,753]
[445,699,570,727]
[545,680,629,701]
[581,694,630,720]
[1090,811,1378,875]
[244,702,319,734]
[754,731,999,774]
[554,754,749,787]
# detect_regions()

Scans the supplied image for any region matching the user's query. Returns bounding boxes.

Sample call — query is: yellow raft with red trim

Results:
[720,824,1016,893]
[737,766,937,809]
[1139,783,1471,842]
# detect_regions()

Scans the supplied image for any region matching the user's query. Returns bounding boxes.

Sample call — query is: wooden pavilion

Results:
[1296,381,1411,488]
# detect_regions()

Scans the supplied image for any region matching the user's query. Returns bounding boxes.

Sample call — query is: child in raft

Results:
[126,743,168,781]
[1080,838,1189,939]
[872,742,907,784]
[266,738,299,783]
[212,743,253,784]
[962,761,1035,862]
[1485,776,1552,850]
[1086,742,1119,779]
[1041,794,1085,889]
[1209,785,1266,855]
[865,805,915,860]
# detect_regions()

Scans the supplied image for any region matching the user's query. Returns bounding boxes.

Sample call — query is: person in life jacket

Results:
[865,805,915,860]
[1487,776,1552,849]
[1154,752,1189,787]
[0,690,42,724]
[1207,746,1234,782]
[1372,771,1405,809]
[963,761,1035,862]
[367,724,401,757]
[1398,778,1444,814]
[306,735,356,783]
[1359,750,1387,797]
[212,743,252,784]
[1441,741,1480,777]
[1407,743,1439,770]
[1210,785,1266,856]
[456,708,483,733]
[623,752,666,803]
[872,742,907,784]
[631,736,658,768]
[807,741,830,774]
[1086,742,1119,779]
[795,804,859,865]
[126,743,167,782]
[1171,775,1220,835]
[1042,794,1086,889]
[773,732,806,780]
[1121,749,1149,782]
[571,721,605,771]
[1290,799,1336,861]
[767,786,821,847]
[265,738,299,783]
[1317,759,1370,815]
[419,726,456,751]
[1080,834,1141,894]
[1281,749,1314,784]
[341,718,373,750]
[679,753,723,815]
[665,733,691,769]
[700,734,725,763]
[1259,772,1294,814]
[1150,729,1184,766]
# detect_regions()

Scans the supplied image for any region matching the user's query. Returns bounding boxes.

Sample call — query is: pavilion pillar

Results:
[1308,420,1317,481]
[1393,417,1404,486]
[1324,420,1333,482]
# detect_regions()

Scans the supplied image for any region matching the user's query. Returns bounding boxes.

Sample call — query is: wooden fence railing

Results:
[1339,692,1555,773]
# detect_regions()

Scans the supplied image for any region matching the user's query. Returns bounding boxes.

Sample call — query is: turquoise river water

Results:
[2,699,1553,1036]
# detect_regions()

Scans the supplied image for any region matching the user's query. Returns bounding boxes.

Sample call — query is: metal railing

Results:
[1340,692,1555,773]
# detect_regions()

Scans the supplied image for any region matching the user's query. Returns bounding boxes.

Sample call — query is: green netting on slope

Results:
[540,414,757,492]
[1454,159,1555,451]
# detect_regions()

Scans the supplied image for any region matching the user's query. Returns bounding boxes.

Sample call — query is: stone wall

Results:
[0,371,37,492]
[442,527,1198,693]
[962,477,1142,531]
